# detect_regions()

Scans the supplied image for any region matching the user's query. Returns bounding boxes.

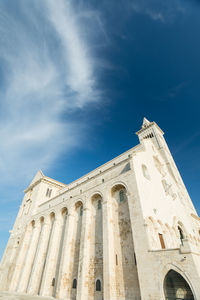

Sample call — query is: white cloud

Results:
[0,0,102,184]
[45,0,96,107]
[131,0,186,23]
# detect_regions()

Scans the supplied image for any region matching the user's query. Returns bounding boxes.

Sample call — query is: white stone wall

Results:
[0,119,200,300]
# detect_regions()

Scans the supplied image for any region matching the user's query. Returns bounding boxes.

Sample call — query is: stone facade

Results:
[0,118,200,300]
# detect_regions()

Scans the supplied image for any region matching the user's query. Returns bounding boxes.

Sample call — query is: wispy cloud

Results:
[131,0,186,23]
[0,0,104,184]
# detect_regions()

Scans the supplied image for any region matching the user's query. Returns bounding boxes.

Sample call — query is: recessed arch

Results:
[61,207,68,216]
[164,269,194,300]
[110,181,128,196]
[91,192,103,203]
[75,200,83,210]
[30,220,35,227]
[39,216,44,224]
[111,183,128,204]
[90,191,103,201]
[50,211,55,220]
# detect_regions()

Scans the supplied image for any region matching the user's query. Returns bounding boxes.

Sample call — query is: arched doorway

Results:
[164,270,194,300]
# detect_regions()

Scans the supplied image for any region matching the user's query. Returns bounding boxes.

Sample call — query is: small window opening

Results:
[116,254,118,265]
[119,190,125,202]
[134,253,137,265]
[178,226,184,244]
[72,278,77,289]
[158,233,165,249]
[80,206,83,216]
[96,279,101,291]
[98,200,102,209]
[46,188,52,197]
[52,278,55,286]
[102,178,104,183]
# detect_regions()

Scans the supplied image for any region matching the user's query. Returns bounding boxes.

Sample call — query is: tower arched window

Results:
[178,226,184,243]
[119,190,125,202]
[142,164,150,180]
[96,279,101,291]
[72,278,77,289]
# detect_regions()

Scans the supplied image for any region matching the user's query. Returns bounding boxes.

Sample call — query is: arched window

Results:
[119,190,125,202]
[80,206,83,216]
[72,278,77,289]
[96,279,101,291]
[98,200,102,209]
[178,226,184,244]
[142,164,150,180]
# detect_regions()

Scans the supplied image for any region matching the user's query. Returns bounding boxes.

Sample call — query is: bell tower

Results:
[136,117,166,150]
[136,117,196,213]
[136,117,178,179]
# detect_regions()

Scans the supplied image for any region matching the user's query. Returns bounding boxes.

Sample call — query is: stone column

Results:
[0,236,18,290]
[39,212,63,297]
[52,211,68,298]
[17,220,41,293]
[103,195,117,300]
[27,216,51,295]
[9,222,33,292]
[57,209,75,300]
[76,202,92,300]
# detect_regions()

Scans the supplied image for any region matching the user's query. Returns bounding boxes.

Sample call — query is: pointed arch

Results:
[164,269,194,300]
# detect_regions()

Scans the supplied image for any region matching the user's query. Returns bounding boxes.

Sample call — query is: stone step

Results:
[0,292,55,300]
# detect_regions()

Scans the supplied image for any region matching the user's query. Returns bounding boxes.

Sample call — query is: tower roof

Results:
[136,117,164,136]
[142,117,151,128]
[30,169,44,186]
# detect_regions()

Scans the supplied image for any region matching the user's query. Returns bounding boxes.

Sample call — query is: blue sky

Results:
[0,0,200,259]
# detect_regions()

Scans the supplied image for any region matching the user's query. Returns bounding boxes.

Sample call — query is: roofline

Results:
[59,143,142,193]
[25,142,143,194]
[136,121,164,135]
[24,176,66,193]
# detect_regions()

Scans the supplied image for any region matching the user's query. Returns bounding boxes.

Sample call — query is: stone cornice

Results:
[136,121,164,136]
[191,213,200,222]
[24,177,66,193]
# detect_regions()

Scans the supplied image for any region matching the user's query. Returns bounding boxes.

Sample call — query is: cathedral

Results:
[0,118,200,300]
